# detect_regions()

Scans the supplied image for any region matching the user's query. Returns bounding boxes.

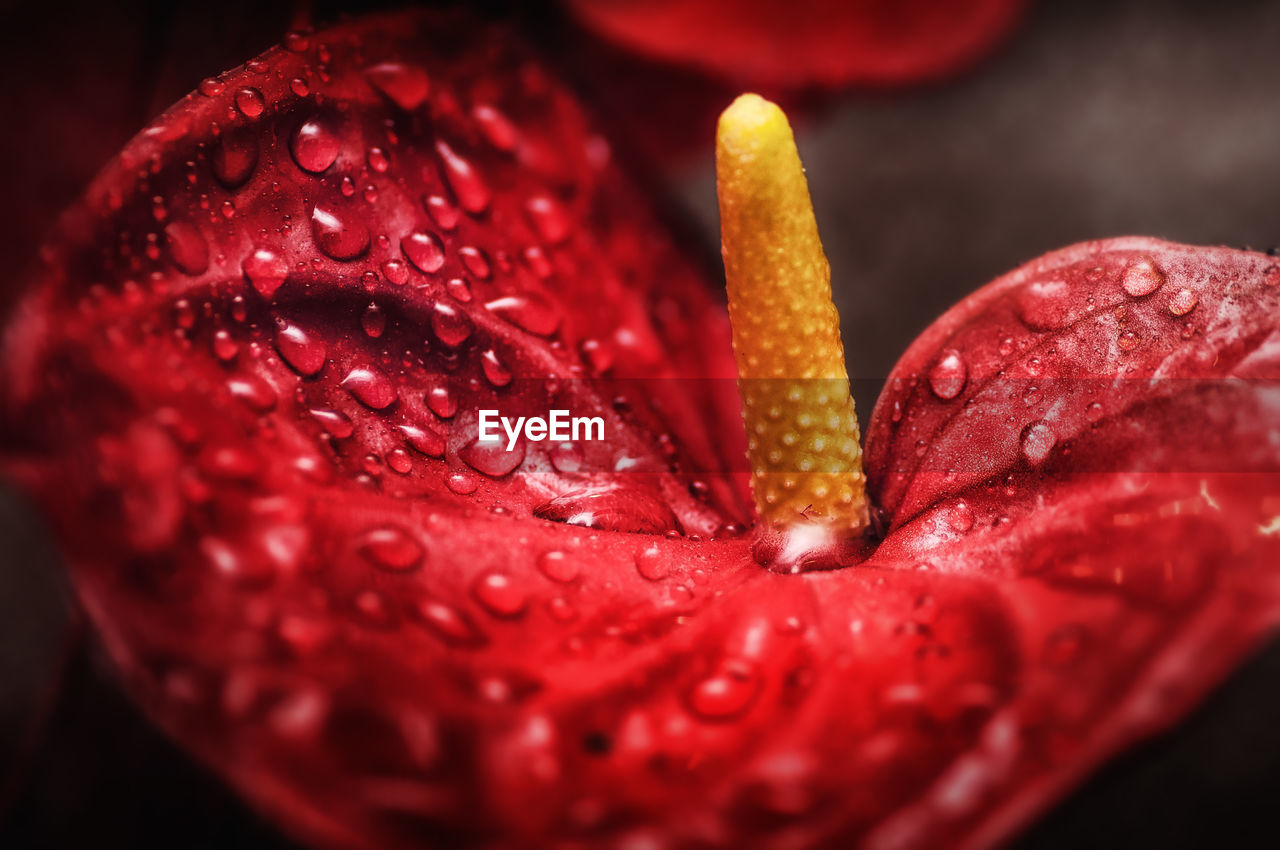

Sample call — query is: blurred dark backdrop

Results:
[3,0,1280,847]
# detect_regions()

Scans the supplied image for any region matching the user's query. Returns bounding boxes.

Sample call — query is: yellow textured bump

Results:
[716,94,869,536]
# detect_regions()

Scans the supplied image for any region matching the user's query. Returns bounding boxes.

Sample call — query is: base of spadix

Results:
[750,522,875,574]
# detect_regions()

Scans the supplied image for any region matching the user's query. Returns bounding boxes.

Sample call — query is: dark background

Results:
[3,0,1280,847]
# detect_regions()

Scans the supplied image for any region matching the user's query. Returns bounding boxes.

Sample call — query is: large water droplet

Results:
[234,86,265,118]
[357,526,423,572]
[242,247,289,297]
[291,117,341,173]
[309,407,354,438]
[472,573,527,618]
[361,302,386,338]
[212,330,239,361]
[534,485,677,535]
[481,349,512,387]
[275,321,327,376]
[341,366,397,409]
[402,231,445,274]
[445,471,478,495]
[212,128,258,188]
[1121,256,1165,297]
[312,204,369,260]
[458,246,492,280]
[435,140,491,214]
[947,501,974,533]
[687,659,760,721]
[472,104,518,152]
[1020,420,1056,466]
[634,545,668,581]
[1168,288,1198,316]
[227,374,277,412]
[398,423,445,458]
[426,384,458,418]
[460,435,525,477]
[365,62,430,110]
[524,194,570,244]
[381,258,410,285]
[431,301,473,347]
[485,294,562,337]
[424,195,460,231]
[416,599,486,647]
[537,550,579,583]
[164,221,209,275]
[928,349,967,400]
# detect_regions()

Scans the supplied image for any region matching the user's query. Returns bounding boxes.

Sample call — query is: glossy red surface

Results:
[2,10,1279,850]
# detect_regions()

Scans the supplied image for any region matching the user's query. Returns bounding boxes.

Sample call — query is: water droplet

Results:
[472,104,518,152]
[234,86,265,118]
[1118,330,1139,351]
[445,278,472,302]
[212,129,258,188]
[352,589,396,630]
[1168,288,1198,316]
[380,259,409,287]
[164,221,209,275]
[997,337,1015,357]
[426,384,458,418]
[431,301,473,347]
[311,204,370,260]
[634,545,668,581]
[402,231,445,273]
[460,435,525,477]
[283,31,310,52]
[687,659,760,721]
[310,407,353,438]
[1086,401,1105,423]
[481,349,512,387]
[458,246,492,280]
[928,349,967,400]
[227,374,276,412]
[289,77,310,97]
[275,321,327,376]
[365,62,430,110]
[198,76,225,97]
[547,596,577,623]
[242,248,289,297]
[446,471,478,495]
[523,246,553,279]
[534,486,677,534]
[424,194,460,231]
[472,573,527,617]
[398,423,445,458]
[386,448,413,474]
[357,526,423,572]
[435,140,491,214]
[341,366,397,409]
[1020,421,1056,466]
[549,442,582,473]
[537,550,579,583]
[291,117,341,173]
[416,599,486,647]
[173,298,196,330]
[367,146,389,173]
[947,501,974,533]
[212,329,239,361]
[1121,256,1165,297]
[485,294,561,336]
[524,194,570,244]
[361,302,386,337]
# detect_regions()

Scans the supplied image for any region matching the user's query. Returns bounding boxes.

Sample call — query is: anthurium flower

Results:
[2,10,1278,850]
